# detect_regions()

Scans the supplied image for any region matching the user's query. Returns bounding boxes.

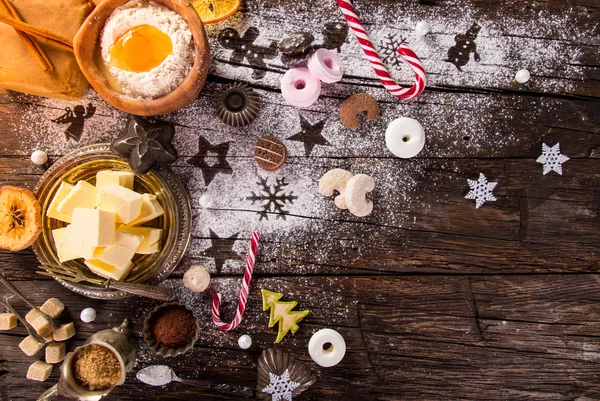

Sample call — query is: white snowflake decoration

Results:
[465,173,497,208]
[536,143,569,175]
[262,369,300,401]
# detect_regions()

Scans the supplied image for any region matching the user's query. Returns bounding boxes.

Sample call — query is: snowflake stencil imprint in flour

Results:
[262,369,300,401]
[536,143,569,175]
[465,173,497,208]
[380,34,405,68]
[247,177,298,221]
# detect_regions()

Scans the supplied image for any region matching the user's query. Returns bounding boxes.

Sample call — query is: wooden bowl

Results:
[73,0,210,116]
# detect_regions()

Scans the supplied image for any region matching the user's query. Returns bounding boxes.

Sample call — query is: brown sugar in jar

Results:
[151,305,197,348]
[73,344,121,391]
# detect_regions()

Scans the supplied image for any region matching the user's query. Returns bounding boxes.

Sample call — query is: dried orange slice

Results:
[191,0,241,24]
[0,186,42,251]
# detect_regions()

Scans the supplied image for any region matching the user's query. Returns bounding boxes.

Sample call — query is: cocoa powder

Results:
[151,306,196,348]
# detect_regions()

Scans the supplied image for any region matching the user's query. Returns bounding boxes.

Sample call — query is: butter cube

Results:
[118,225,162,254]
[27,361,53,382]
[30,314,54,337]
[67,208,115,248]
[40,298,64,318]
[45,342,66,364]
[97,184,143,224]
[53,322,76,341]
[99,231,142,270]
[128,194,165,226]
[57,181,97,218]
[46,181,74,223]
[85,259,133,281]
[96,170,134,190]
[52,227,79,262]
[0,313,17,330]
[19,335,44,356]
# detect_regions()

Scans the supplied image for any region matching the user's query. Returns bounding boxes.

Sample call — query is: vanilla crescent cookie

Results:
[318,169,353,209]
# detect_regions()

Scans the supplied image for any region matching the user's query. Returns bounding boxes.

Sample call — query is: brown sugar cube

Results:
[19,335,44,356]
[0,313,17,330]
[43,333,54,343]
[25,308,41,325]
[53,322,75,341]
[40,298,64,318]
[30,314,54,337]
[45,342,66,364]
[26,361,53,382]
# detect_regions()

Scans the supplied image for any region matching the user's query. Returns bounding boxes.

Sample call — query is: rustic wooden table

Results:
[1,0,599,399]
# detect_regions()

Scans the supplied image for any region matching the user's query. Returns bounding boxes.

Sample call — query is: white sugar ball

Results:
[199,194,214,208]
[80,308,97,323]
[238,334,252,350]
[183,265,211,293]
[515,69,530,83]
[416,21,430,36]
[30,150,48,165]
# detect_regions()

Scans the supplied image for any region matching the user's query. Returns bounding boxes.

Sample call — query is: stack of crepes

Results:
[0,0,93,100]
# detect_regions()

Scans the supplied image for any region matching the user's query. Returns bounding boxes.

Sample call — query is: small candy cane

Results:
[212,231,260,331]
[336,0,427,99]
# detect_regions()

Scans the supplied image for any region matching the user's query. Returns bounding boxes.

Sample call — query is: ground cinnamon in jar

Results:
[151,305,197,348]
[73,344,121,391]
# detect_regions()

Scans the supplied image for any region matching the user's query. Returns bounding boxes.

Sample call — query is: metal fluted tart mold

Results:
[215,83,260,127]
[256,348,316,399]
[142,302,200,357]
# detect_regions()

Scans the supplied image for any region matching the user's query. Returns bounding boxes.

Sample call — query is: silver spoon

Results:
[0,297,46,343]
[137,365,253,398]
[0,272,59,328]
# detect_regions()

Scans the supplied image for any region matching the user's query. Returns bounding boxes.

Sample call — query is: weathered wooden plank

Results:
[1,276,600,400]
[1,152,598,278]
[1,83,598,159]
[205,0,600,97]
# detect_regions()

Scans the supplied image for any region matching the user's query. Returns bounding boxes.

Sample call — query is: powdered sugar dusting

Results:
[205,0,596,95]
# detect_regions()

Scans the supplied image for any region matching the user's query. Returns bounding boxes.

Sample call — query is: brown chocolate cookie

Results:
[254,136,287,172]
[339,93,380,130]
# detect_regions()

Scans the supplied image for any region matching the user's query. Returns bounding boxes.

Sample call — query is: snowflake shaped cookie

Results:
[465,173,497,208]
[262,369,300,401]
[536,143,569,175]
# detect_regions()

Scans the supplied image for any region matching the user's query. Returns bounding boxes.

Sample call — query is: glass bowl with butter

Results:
[33,144,192,299]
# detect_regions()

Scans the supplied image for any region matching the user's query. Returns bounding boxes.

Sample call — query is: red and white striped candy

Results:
[212,231,260,331]
[336,0,427,99]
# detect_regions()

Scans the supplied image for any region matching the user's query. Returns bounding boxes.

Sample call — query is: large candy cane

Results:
[212,231,260,331]
[336,0,427,99]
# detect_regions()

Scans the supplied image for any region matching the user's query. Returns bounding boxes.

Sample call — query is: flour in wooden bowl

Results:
[100,1,194,99]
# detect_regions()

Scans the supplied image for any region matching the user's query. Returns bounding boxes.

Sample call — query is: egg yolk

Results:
[109,25,172,73]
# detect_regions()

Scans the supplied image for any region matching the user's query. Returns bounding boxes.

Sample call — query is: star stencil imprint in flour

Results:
[247,177,298,221]
[465,173,497,208]
[187,136,232,186]
[202,229,240,274]
[262,369,300,401]
[536,143,569,175]
[287,116,330,157]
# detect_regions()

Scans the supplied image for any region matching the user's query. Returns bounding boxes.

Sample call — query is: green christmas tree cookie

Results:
[261,289,310,344]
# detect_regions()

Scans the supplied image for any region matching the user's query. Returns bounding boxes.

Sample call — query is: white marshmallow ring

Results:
[281,67,321,108]
[307,49,344,83]
[308,328,346,367]
[385,117,426,158]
